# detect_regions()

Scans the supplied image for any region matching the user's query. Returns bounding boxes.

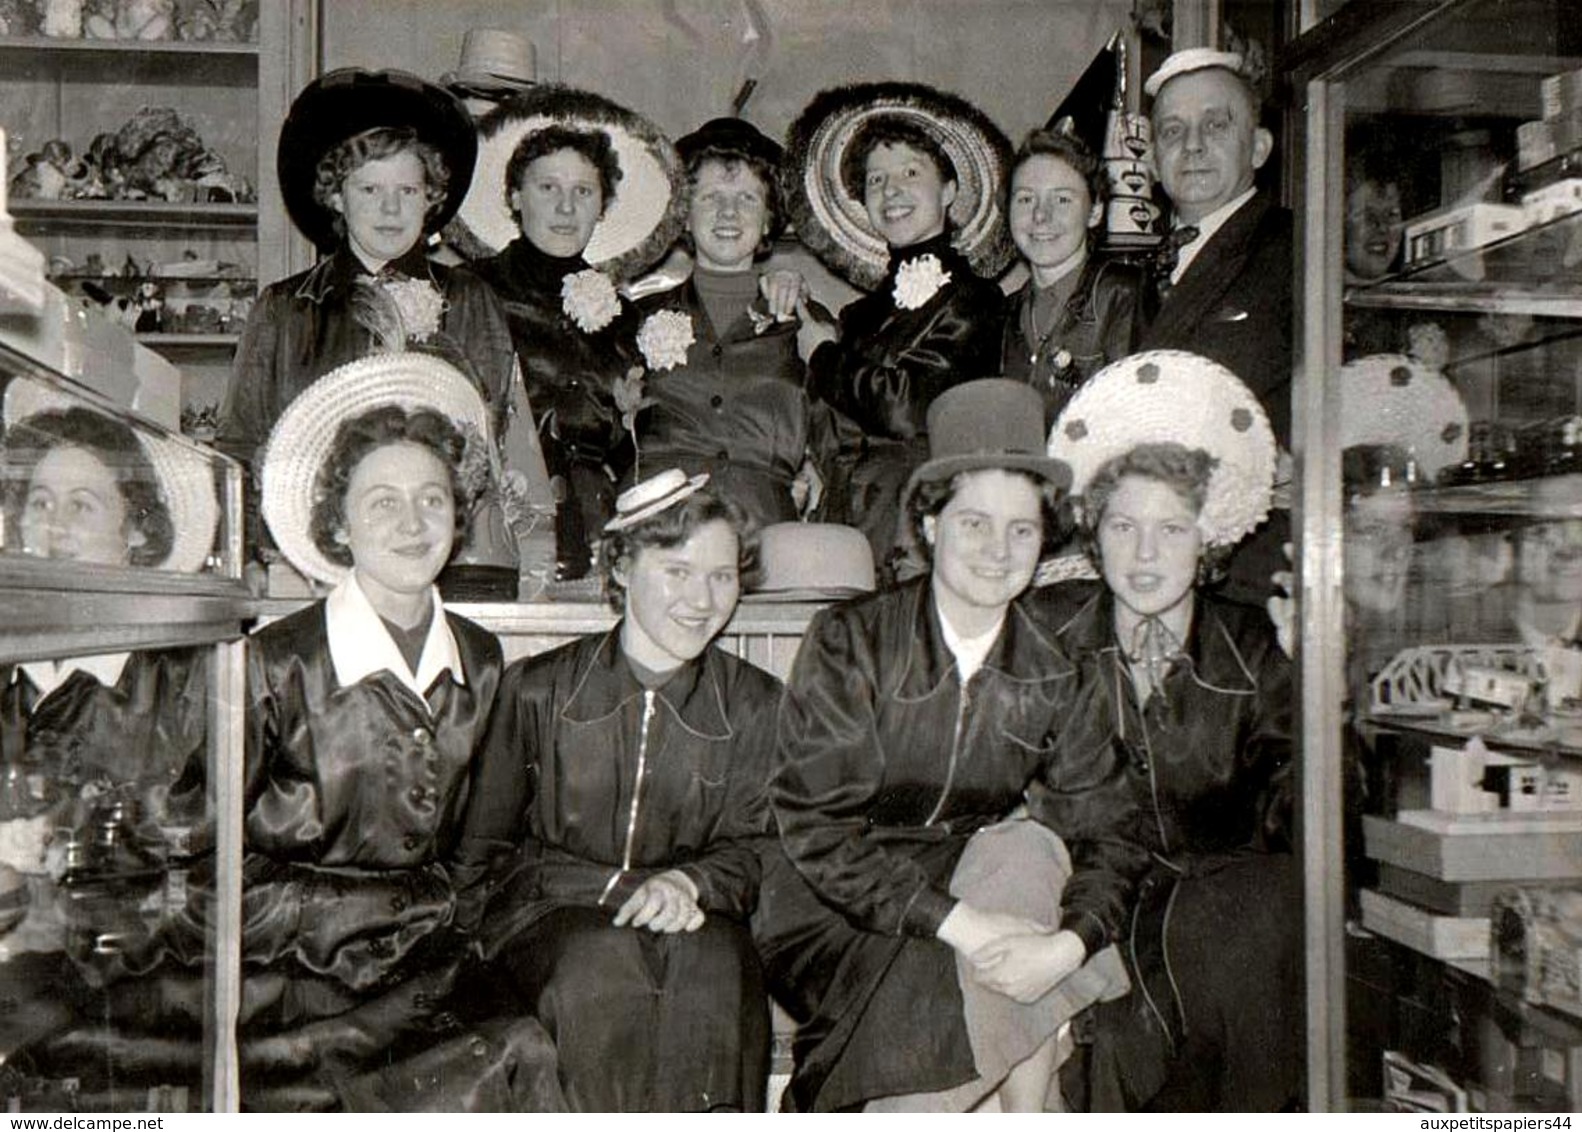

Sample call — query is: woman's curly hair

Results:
[312,127,451,241]
[839,115,957,201]
[601,486,760,613]
[505,125,622,223]
[1080,442,1232,582]
[0,406,173,567]
[309,405,472,568]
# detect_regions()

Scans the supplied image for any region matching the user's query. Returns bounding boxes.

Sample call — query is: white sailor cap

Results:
[1145,48,1246,99]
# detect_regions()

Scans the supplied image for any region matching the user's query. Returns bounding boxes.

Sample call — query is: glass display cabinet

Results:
[0,342,247,1111]
[1288,0,1582,1111]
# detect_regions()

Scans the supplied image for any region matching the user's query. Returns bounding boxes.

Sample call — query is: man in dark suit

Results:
[1140,48,1294,446]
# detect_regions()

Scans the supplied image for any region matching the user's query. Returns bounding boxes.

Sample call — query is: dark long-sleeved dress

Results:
[238,581,560,1111]
[472,238,638,578]
[806,233,1004,567]
[459,629,781,1112]
[628,276,820,528]
[218,245,515,555]
[756,579,1146,1112]
[1031,581,1300,1112]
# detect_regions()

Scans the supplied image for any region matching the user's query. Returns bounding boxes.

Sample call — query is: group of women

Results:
[0,60,1302,1114]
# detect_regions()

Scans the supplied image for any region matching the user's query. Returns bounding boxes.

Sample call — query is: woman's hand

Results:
[937,901,1043,957]
[791,456,825,516]
[759,270,805,322]
[612,869,704,934]
[795,295,839,359]
[969,928,1087,1004]
[1267,541,1295,659]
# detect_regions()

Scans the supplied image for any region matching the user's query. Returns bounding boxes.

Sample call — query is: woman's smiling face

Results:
[1009,153,1098,276]
[1097,474,1203,624]
[862,141,957,249]
[337,441,456,607]
[20,445,140,565]
[616,518,741,672]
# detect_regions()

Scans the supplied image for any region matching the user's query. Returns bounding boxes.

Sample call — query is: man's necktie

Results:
[1153,224,1200,298]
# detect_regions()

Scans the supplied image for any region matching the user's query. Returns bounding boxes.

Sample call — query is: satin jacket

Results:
[630,276,815,526]
[1029,582,1295,863]
[1000,257,1148,430]
[807,233,1005,444]
[768,579,1145,955]
[459,630,781,956]
[241,598,503,991]
[471,238,638,460]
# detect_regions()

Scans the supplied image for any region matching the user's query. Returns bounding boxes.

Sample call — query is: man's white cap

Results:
[1145,47,1246,98]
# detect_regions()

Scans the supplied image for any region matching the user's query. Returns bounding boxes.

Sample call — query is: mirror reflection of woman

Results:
[460,469,780,1111]
[1039,351,1297,1111]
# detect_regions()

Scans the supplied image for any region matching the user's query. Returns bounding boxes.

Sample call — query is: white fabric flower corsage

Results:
[636,310,696,371]
[384,278,445,341]
[561,268,621,333]
[1051,348,1074,372]
[892,254,952,310]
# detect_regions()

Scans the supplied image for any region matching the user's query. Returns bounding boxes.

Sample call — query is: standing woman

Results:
[786,84,1012,570]
[241,353,558,1110]
[1037,350,1297,1111]
[458,469,780,1111]
[1000,125,1146,430]
[757,379,1135,1113]
[462,87,686,580]
[628,117,826,528]
[219,69,517,563]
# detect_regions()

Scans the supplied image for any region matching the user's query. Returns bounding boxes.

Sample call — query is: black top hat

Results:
[277,68,478,254]
[675,117,783,170]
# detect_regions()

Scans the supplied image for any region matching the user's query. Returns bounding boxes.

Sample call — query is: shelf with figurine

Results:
[11,199,255,226]
[0,0,258,46]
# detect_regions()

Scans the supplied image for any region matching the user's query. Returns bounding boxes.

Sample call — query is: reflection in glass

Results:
[1,377,220,574]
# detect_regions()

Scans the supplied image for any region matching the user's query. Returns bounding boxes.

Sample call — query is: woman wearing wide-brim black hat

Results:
[217,67,520,572]
[460,85,686,581]
[786,82,1014,576]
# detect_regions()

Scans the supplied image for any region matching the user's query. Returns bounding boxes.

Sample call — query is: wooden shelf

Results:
[1412,476,1582,517]
[138,333,240,349]
[0,34,256,57]
[11,200,257,229]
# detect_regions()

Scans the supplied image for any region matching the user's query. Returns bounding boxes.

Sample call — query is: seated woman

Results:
[458,469,780,1111]
[240,352,558,1111]
[628,117,827,528]
[756,379,1133,1113]
[0,386,218,1102]
[1038,350,1297,1111]
[219,69,519,569]
[786,83,1011,571]
[1000,125,1146,429]
[468,88,684,580]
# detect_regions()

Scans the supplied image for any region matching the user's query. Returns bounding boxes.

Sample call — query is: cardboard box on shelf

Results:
[1364,812,1582,882]
[1362,888,1491,960]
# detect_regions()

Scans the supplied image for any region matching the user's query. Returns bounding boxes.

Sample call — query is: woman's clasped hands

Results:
[939,902,1087,1005]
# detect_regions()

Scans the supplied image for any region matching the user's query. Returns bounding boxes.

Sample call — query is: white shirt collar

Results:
[16,652,131,698]
[324,573,464,701]
[1172,186,1257,283]
[936,605,1006,684]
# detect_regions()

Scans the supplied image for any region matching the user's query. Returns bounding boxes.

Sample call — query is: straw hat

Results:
[604,468,709,533]
[455,85,686,281]
[902,379,1072,510]
[277,68,477,254]
[2,378,219,574]
[259,353,492,585]
[1144,47,1246,99]
[441,28,537,100]
[1048,350,1276,548]
[785,81,1015,290]
[743,522,876,602]
[1338,354,1468,482]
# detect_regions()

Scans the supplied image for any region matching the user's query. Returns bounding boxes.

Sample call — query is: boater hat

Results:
[2,377,219,573]
[259,353,492,585]
[455,85,686,281]
[1049,350,1276,548]
[785,81,1015,290]
[277,68,477,254]
[1144,48,1247,99]
[603,468,709,533]
[441,28,537,100]
[1338,354,1468,482]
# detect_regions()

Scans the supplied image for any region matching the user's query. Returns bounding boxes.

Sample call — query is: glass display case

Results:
[0,343,247,1111]
[1288,0,1582,1111]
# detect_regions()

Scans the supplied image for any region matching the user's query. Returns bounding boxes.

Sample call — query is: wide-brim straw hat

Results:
[278,68,477,254]
[455,85,687,281]
[1338,354,1468,482]
[902,379,1072,511]
[785,81,1015,291]
[1048,350,1276,548]
[259,353,491,586]
[2,378,219,573]
[441,28,537,100]
[743,522,876,602]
